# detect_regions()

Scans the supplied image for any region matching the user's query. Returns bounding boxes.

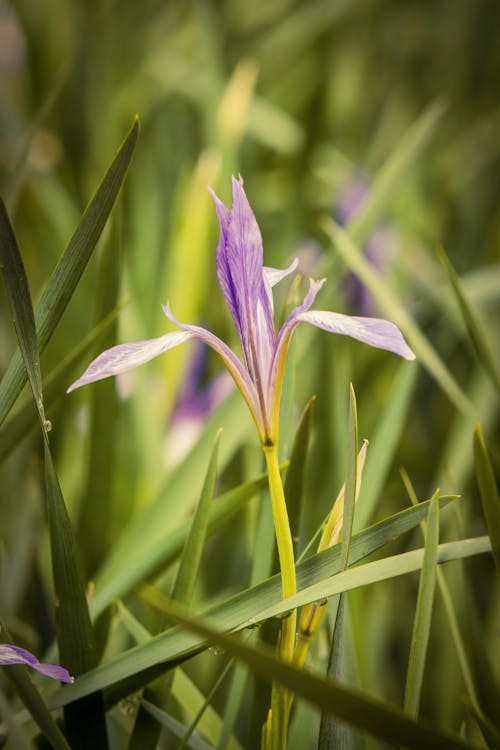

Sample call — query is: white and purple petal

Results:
[0,644,73,683]
[296,310,415,360]
[66,331,194,393]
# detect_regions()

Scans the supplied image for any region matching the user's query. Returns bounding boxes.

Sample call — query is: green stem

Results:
[263,444,297,749]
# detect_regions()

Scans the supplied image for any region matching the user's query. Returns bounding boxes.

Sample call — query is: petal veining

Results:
[0,644,73,683]
[66,331,194,392]
[296,310,416,360]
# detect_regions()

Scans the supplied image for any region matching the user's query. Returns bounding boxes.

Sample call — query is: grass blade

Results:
[89,432,277,618]
[171,430,221,604]
[438,248,500,396]
[473,425,500,578]
[158,601,475,750]
[46,499,469,707]
[0,116,139,425]
[348,101,445,246]
[317,384,358,748]
[284,396,316,557]
[0,307,121,462]
[0,195,107,747]
[355,361,417,531]
[403,492,439,716]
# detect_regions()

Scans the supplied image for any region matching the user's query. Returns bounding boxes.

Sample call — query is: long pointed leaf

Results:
[404,492,439,716]
[438,248,500,396]
[473,425,500,577]
[46,503,474,707]
[157,601,476,750]
[0,193,107,747]
[0,116,138,424]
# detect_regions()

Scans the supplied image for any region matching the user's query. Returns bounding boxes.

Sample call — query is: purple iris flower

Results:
[0,643,73,683]
[68,176,414,445]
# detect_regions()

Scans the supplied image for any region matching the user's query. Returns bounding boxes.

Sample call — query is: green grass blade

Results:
[284,396,316,557]
[404,492,439,716]
[321,217,477,421]
[157,601,475,750]
[317,384,358,748]
[78,216,121,577]
[473,425,500,577]
[400,470,481,712]
[0,307,121,462]
[0,193,107,747]
[115,601,243,750]
[317,593,347,750]
[141,701,216,750]
[90,433,276,618]
[248,536,489,626]
[438,248,500,396]
[177,661,234,750]
[128,431,220,750]
[0,116,138,425]
[340,384,358,570]
[355,361,417,531]
[48,497,464,705]
[0,198,44,410]
[171,430,221,603]
[347,101,445,247]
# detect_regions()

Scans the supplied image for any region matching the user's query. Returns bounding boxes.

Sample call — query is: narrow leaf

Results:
[0,191,107,747]
[172,430,221,604]
[348,101,445,247]
[90,452,280,618]
[473,425,500,577]
[404,492,439,716]
[0,307,121,462]
[158,601,475,750]
[438,248,500,396]
[0,116,139,424]
[45,497,465,705]
[284,396,316,556]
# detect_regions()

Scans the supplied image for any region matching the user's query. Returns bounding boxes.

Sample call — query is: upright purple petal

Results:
[210,177,275,385]
[67,331,194,392]
[0,644,73,683]
[296,310,415,360]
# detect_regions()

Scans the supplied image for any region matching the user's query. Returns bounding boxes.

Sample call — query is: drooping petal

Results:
[296,310,415,360]
[66,331,194,393]
[162,304,265,438]
[0,644,73,683]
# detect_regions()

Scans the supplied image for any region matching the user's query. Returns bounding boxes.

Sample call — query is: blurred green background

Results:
[1,0,499,747]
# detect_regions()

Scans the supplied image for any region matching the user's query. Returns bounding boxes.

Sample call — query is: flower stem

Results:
[263,444,297,749]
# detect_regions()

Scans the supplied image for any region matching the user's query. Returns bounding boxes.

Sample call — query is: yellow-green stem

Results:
[263,444,297,749]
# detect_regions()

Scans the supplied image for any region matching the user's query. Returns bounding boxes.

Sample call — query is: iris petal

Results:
[296,310,416,360]
[0,644,73,683]
[66,331,194,392]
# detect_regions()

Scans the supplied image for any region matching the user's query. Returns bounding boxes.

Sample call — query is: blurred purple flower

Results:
[165,342,233,465]
[68,176,414,445]
[0,643,73,683]
[335,177,397,316]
